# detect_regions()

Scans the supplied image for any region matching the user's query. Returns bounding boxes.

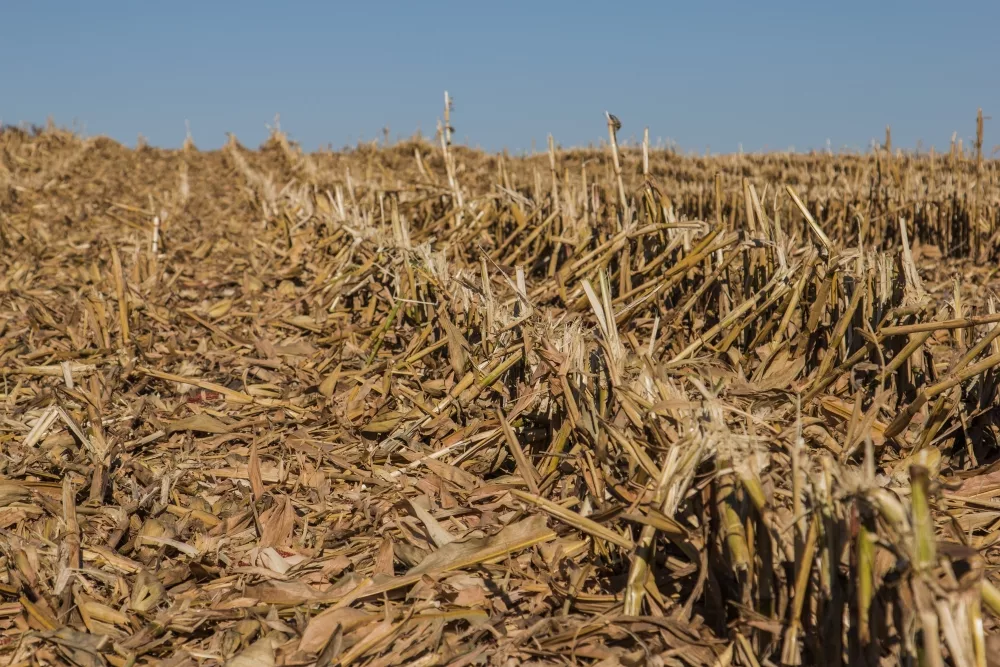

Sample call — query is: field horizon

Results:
[6,114,994,158]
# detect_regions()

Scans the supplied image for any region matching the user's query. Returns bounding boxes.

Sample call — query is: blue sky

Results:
[2,1,997,153]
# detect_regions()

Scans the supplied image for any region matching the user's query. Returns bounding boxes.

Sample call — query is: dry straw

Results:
[0,109,998,665]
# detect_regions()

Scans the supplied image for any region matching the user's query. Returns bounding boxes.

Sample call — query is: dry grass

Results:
[2,118,1000,666]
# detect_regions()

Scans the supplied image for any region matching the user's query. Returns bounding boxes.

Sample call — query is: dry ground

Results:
[2,123,1000,666]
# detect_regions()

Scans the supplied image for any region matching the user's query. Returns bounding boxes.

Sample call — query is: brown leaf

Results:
[438,308,469,376]
[407,498,455,548]
[258,495,295,548]
[226,635,277,667]
[410,514,555,576]
[298,607,376,654]
[165,413,233,435]
[374,538,395,577]
[951,466,1000,497]
[244,580,329,605]
[130,569,166,612]
[422,459,480,491]
[0,481,30,508]
[318,364,341,398]
[248,440,264,502]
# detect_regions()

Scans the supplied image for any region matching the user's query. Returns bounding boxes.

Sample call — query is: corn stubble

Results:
[1,115,1000,666]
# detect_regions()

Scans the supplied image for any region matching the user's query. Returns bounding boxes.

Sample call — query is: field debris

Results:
[2,118,1000,665]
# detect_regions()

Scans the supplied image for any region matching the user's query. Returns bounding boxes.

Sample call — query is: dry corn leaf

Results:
[249,440,265,502]
[226,635,278,667]
[407,498,455,548]
[510,489,633,550]
[409,514,555,576]
[165,413,233,435]
[258,495,296,548]
[298,608,377,654]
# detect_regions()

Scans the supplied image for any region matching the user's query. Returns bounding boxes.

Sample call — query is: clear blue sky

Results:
[2,1,997,154]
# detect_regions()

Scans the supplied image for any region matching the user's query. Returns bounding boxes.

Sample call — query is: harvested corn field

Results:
[2,117,1000,667]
